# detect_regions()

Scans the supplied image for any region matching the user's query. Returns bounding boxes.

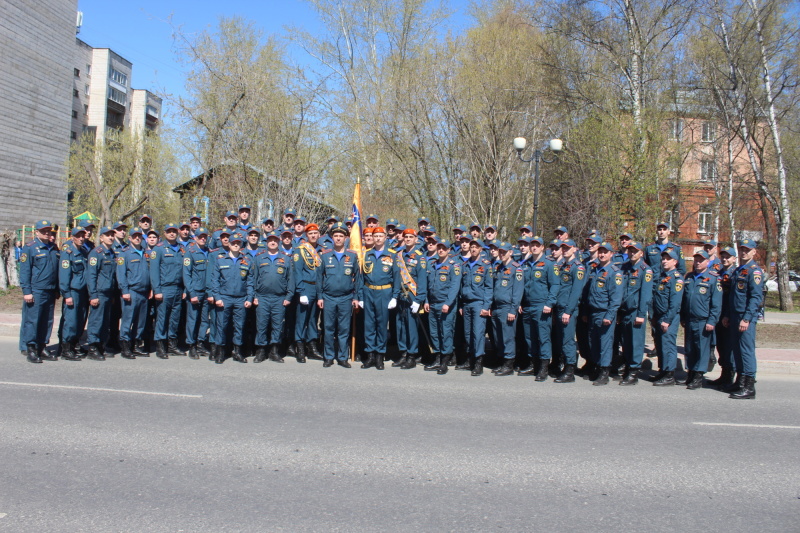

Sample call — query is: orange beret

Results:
[305,223,319,232]
[372,226,386,234]
[362,227,374,235]
[402,228,417,236]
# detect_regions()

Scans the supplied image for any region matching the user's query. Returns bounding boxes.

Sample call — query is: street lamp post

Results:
[513,137,563,237]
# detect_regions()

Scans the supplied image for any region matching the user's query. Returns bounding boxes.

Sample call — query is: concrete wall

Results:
[0,0,76,233]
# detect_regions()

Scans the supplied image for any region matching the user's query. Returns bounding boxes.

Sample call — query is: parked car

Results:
[766,271,800,292]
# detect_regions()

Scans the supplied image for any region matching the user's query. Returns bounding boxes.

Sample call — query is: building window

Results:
[108,87,127,106]
[86,64,91,76]
[698,210,712,234]
[109,68,128,87]
[669,119,683,141]
[85,84,90,96]
[702,121,716,142]
[74,68,80,77]
[662,210,674,230]
[73,89,79,98]
[700,160,717,182]
[70,131,77,140]
[84,104,88,115]
[72,110,78,118]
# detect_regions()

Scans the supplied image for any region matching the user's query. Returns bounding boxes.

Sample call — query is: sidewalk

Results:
[2,311,798,374]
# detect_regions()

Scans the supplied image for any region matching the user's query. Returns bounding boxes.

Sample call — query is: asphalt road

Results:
[1,339,799,532]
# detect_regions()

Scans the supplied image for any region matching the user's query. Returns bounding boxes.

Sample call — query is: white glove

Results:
[411,301,420,314]
[358,301,364,308]
[299,295,309,305]
[388,298,397,310]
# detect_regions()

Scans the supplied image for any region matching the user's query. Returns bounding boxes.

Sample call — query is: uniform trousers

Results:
[461,301,487,357]
[619,312,646,369]
[429,304,457,355]
[491,306,517,360]
[652,316,680,371]
[120,290,149,342]
[86,291,114,345]
[154,286,182,341]
[322,295,353,361]
[363,287,392,354]
[395,300,420,354]
[521,305,553,360]
[731,313,757,377]
[60,288,89,343]
[255,295,288,346]
[184,295,211,345]
[215,296,246,346]
[684,319,714,373]
[589,311,616,367]
[20,289,57,348]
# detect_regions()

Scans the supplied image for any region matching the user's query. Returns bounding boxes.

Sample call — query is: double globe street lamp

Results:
[513,137,563,237]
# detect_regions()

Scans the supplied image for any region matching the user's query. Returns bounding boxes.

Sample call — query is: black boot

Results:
[86,343,105,361]
[232,345,246,363]
[393,352,407,368]
[132,339,148,356]
[307,341,324,360]
[295,342,307,363]
[167,338,184,355]
[517,363,536,376]
[707,352,717,373]
[495,359,514,376]
[268,344,284,363]
[253,346,267,363]
[535,359,550,382]
[437,354,451,375]
[723,373,744,393]
[576,360,593,377]
[375,353,385,370]
[454,355,471,371]
[400,354,417,369]
[360,352,375,369]
[675,370,690,386]
[188,344,199,359]
[337,359,352,368]
[155,340,168,359]
[710,367,735,390]
[686,371,704,390]
[592,367,610,386]
[38,344,58,361]
[26,344,42,363]
[729,375,756,399]
[196,341,210,356]
[619,368,639,386]
[424,354,442,371]
[323,359,334,367]
[653,371,675,386]
[214,345,225,364]
[554,364,575,383]
[471,356,483,376]
[60,341,81,361]
[120,340,136,359]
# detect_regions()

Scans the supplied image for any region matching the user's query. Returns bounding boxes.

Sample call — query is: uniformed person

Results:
[644,222,686,279]
[491,242,524,376]
[57,227,89,361]
[650,249,684,386]
[365,214,379,229]
[710,246,737,390]
[680,250,722,389]
[553,240,587,383]
[281,208,296,233]
[576,233,601,373]
[616,241,653,385]
[292,223,323,362]
[209,232,254,363]
[424,239,461,374]
[517,236,561,380]
[252,231,295,363]
[358,227,397,369]
[209,211,240,250]
[458,238,493,376]
[189,214,202,235]
[260,217,276,242]
[238,204,253,231]
[85,227,118,361]
[19,220,60,363]
[182,228,212,359]
[138,214,154,235]
[483,225,498,249]
[291,215,308,247]
[116,228,152,359]
[150,223,186,358]
[554,226,569,242]
[726,239,763,399]
[317,222,361,367]
[177,222,193,248]
[580,242,624,385]
[393,228,428,369]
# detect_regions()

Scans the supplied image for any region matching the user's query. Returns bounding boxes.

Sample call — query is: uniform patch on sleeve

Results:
[19,253,27,263]
[150,251,157,259]
[61,260,70,269]
[615,274,622,285]
[89,257,97,266]
[293,253,300,262]
[184,258,191,266]
[675,280,683,292]
[516,272,523,281]
[645,272,652,282]
[116,257,125,265]
[753,273,762,285]
[577,270,584,280]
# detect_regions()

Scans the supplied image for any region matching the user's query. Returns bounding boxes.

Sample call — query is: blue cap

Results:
[560,239,577,248]
[518,224,533,233]
[283,208,296,216]
[656,221,671,229]
[330,222,349,235]
[345,216,353,224]
[395,223,407,232]
[163,223,179,232]
[71,227,86,236]
[585,234,602,244]
[423,224,437,234]
[366,213,379,222]
[224,210,238,218]
[719,246,737,257]
[484,224,497,232]
[294,214,307,224]
[549,239,561,248]
[417,216,430,224]
[436,239,453,249]
[529,236,545,245]
[469,222,482,230]
[99,226,115,235]
[79,220,96,229]
[280,228,293,236]
[146,228,159,236]
[139,213,153,221]
[554,225,568,234]
[457,232,471,241]
[34,219,53,230]
[661,248,680,260]
[587,228,600,236]
[194,227,209,236]
[487,239,499,248]
[626,241,644,251]
[190,213,202,221]
[265,230,281,240]
[179,221,191,229]
[738,238,757,249]
[704,238,718,246]
[619,232,633,240]
[229,232,245,243]
[453,224,467,233]
[128,227,143,237]
[247,227,260,234]
[238,204,252,211]
[496,241,512,251]
[328,215,342,223]
[517,236,532,244]
[261,216,274,224]
[693,250,711,260]
[218,228,232,237]
[597,241,614,252]
[112,221,128,230]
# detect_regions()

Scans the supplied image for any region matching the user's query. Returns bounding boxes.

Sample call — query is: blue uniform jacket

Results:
[645,241,686,278]
[582,263,624,323]
[619,259,653,319]
[358,248,398,300]
[210,252,254,302]
[521,255,561,308]
[393,248,428,304]
[87,244,116,298]
[728,259,764,322]
[293,243,322,300]
[460,258,493,310]
[116,246,151,294]
[252,251,295,298]
[318,249,361,299]
[149,242,185,294]
[651,268,683,324]
[427,257,461,307]
[182,243,210,299]
[59,241,87,296]
[681,269,722,325]
[555,256,586,317]
[492,261,524,310]
[19,237,59,294]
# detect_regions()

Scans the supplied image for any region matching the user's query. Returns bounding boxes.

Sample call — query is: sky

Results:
[75,0,474,126]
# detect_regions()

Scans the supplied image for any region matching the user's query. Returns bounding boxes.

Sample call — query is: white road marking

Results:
[693,422,800,429]
[0,381,202,398]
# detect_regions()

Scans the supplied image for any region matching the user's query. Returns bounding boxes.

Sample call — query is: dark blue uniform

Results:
[182,242,212,347]
[210,252,254,346]
[318,249,361,361]
[252,251,295,346]
[715,266,734,371]
[293,243,322,344]
[58,241,89,346]
[86,244,117,347]
[553,257,586,367]
[729,260,764,378]
[149,242,185,342]
[460,258,493,358]
[358,248,398,355]
[618,259,653,370]
[491,261,524,360]
[582,263,624,368]
[651,268,683,372]
[427,257,461,356]
[19,237,59,351]
[520,255,561,362]
[681,269,722,373]
[116,245,151,343]
[394,248,428,357]
[644,242,686,279]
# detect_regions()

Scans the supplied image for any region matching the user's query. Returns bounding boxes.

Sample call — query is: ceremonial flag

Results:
[350,179,365,268]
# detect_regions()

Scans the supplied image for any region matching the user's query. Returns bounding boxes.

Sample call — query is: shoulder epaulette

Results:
[610,264,621,271]
[511,261,521,267]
